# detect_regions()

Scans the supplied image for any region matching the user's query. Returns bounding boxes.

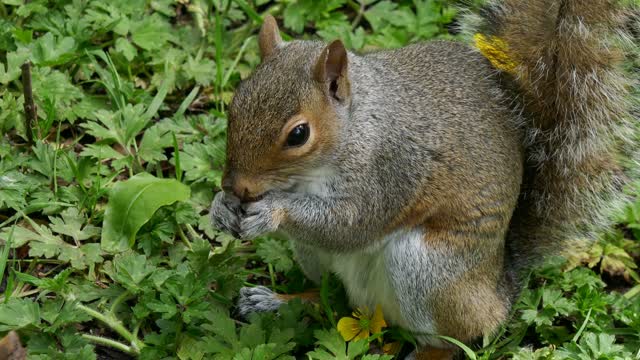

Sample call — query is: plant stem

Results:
[349,0,365,29]
[174,319,183,353]
[53,121,62,197]
[76,304,145,352]
[268,263,276,289]
[110,290,131,314]
[82,334,137,355]
[132,322,141,339]
[21,62,36,145]
[177,226,193,251]
[185,224,203,241]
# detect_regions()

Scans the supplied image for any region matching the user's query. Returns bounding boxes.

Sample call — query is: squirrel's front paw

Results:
[239,195,284,240]
[236,286,285,318]
[210,191,242,237]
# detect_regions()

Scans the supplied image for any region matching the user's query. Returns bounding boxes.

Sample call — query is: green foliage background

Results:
[0,0,638,359]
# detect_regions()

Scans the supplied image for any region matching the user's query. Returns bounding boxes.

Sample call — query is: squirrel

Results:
[210,0,639,358]
[0,331,26,360]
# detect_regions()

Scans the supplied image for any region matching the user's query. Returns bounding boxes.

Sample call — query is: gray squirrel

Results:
[210,0,639,358]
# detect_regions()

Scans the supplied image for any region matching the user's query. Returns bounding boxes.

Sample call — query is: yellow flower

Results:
[337,304,387,342]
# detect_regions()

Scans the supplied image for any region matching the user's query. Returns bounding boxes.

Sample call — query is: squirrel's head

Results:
[223,15,351,202]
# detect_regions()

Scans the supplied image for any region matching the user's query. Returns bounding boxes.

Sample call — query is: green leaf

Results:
[146,293,179,319]
[364,1,398,31]
[558,332,630,359]
[0,298,41,331]
[0,48,30,85]
[183,57,216,86]
[15,268,73,293]
[49,208,101,244]
[114,37,137,61]
[58,243,105,270]
[30,32,77,66]
[101,173,191,252]
[103,252,157,292]
[0,217,103,270]
[256,238,294,273]
[138,123,173,163]
[131,14,172,50]
[202,308,238,349]
[179,142,225,185]
[79,144,125,161]
[306,329,384,360]
[40,298,91,331]
[177,336,207,360]
[7,216,69,259]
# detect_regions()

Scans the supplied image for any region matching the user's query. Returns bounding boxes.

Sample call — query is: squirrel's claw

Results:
[236,286,284,319]
[210,191,242,237]
[238,196,281,240]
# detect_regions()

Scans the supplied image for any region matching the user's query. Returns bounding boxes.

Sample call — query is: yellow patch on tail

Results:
[474,33,517,74]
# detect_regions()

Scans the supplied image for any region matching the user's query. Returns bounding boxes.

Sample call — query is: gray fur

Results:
[291,241,325,284]
[210,192,241,238]
[239,193,281,240]
[225,40,521,252]
[461,0,640,273]
[236,286,284,319]
[211,0,639,352]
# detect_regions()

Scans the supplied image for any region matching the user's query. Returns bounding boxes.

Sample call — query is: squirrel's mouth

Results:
[238,184,297,207]
[241,194,264,204]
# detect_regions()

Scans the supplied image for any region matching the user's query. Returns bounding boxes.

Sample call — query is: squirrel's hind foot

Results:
[236,286,285,319]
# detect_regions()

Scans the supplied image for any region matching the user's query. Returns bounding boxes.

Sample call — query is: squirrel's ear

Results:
[313,40,350,102]
[258,15,282,60]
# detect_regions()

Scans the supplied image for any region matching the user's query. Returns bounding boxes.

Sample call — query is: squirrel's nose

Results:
[222,172,263,202]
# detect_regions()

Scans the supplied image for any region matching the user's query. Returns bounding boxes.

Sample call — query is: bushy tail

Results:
[465,0,639,273]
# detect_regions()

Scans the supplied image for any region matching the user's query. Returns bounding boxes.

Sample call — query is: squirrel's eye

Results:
[285,123,310,148]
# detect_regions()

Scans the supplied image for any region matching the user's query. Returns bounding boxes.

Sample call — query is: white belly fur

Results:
[318,229,438,336]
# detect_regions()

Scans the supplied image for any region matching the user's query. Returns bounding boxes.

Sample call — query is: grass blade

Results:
[175,86,200,117]
[624,284,640,299]
[436,335,477,360]
[0,225,15,291]
[144,71,171,121]
[232,0,262,23]
[172,133,182,182]
[572,308,592,343]
[222,37,252,88]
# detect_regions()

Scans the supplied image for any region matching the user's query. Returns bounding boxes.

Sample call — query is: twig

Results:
[21,62,36,145]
